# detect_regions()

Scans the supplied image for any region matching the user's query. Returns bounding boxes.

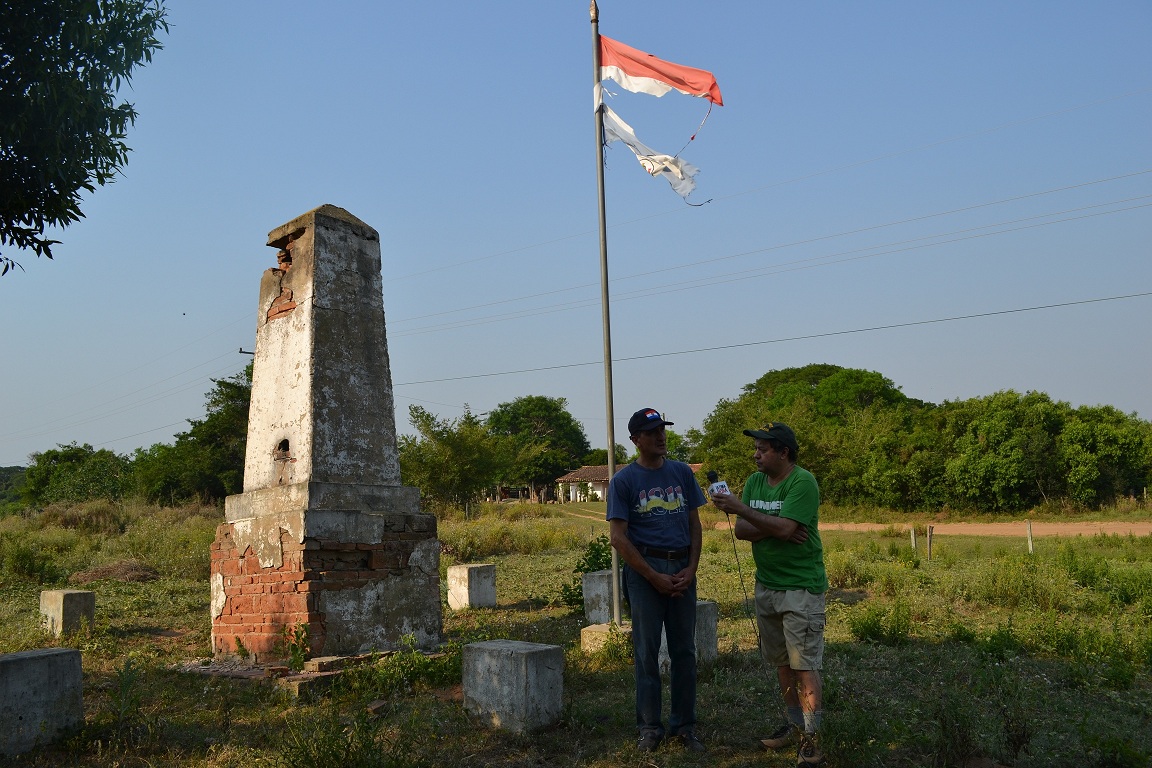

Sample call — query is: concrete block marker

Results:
[581,569,614,624]
[580,622,632,653]
[694,599,719,665]
[0,649,83,756]
[447,564,496,610]
[40,590,95,637]
[463,640,563,733]
[659,599,719,673]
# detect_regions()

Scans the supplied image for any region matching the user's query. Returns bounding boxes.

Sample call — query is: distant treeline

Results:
[692,364,1151,513]
[6,364,1150,514]
[0,466,26,512]
[9,367,252,512]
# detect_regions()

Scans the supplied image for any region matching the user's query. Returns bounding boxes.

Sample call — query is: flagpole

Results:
[590,0,621,627]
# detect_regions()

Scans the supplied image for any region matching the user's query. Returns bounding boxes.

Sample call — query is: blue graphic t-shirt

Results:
[606,460,707,550]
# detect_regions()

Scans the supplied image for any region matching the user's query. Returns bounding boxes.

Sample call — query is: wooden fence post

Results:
[927,525,934,561]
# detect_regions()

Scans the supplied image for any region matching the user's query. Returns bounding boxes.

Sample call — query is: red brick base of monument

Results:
[209,522,431,661]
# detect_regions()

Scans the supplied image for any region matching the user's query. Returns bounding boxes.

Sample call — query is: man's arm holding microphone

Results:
[707,473,809,545]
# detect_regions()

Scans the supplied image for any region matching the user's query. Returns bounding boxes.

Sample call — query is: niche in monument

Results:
[209,205,442,661]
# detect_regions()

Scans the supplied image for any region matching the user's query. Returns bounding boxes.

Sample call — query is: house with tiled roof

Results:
[556,463,703,502]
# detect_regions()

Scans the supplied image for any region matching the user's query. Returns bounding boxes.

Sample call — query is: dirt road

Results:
[560,506,1152,538]
[822,521,1152,537]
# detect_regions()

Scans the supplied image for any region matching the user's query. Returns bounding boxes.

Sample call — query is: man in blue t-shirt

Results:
[606,407,707,754]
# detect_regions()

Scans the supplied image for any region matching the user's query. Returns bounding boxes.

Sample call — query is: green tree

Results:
[486,395,591,502]
[22,442,131,504]
[583,444,628,466]
[693,364,932,507]
[398,406,509,513]
[892,405,951,509]
[665,429,693,463]
[133,366,251,504]
[694,366,898,490]
[620,429,693,463]
[941,391,1066,512]
[1058,405,1152,505]
[0,466,27,515]
[1,0,169,274]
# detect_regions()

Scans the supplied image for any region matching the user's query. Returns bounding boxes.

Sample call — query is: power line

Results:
[11,291,1145,461]
[394,394,479,411]
[387,169,1152,328]
[0,311,254,444]
[393,290,1152,386]
[9,94,1149,458]
[93,421,195,451]
[389,198,1152,337]
[0,351,245,439]
[8,190,1148,447]
[2,361,248,443]
[15,153,1144,444]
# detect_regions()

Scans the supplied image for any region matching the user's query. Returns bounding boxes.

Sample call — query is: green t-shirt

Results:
[741,467,828,593]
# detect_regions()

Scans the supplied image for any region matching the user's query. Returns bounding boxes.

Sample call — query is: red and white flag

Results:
[599,36,723,106]
[596,35,722,198]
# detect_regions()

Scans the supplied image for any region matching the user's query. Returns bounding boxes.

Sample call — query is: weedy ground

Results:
[0,500,1150,767]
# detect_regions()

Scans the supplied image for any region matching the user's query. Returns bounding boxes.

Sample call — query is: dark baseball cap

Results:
[743,422,799,452]
[628,407,673,436]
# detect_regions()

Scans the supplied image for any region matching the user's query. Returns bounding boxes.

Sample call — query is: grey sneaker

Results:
[797,731,826,766]
[636,731,662,752]
[677,730,707,753]
[760,723,798,750]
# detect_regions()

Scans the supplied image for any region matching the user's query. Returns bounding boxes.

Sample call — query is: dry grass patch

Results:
[70,559,160,584]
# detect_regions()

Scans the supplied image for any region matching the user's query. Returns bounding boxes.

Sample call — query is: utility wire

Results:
[16,290,1146,459]
[0,351,245,439]
[389,168,1152,326]
[93,421,199,450]
[14,290,1143,460]
[2,361,248,443]
[394,291,1152,386]
[390,198,1152,337]
[8,193,1146,449]
[9,96,1150,455]
[11,169,1145,444]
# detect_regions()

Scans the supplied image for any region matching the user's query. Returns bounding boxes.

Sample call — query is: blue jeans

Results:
[624,556,697,737]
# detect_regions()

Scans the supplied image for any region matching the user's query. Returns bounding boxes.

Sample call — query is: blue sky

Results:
[2,0,1150,467]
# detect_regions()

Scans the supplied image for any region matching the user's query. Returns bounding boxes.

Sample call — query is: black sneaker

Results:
[760,722,798,751]
[636,731,662,752]
[677,730,707,753]
[797,731,826,766]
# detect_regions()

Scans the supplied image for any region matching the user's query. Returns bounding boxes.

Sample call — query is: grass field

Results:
[1,500,1150,767]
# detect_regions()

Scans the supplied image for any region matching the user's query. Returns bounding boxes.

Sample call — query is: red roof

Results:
[556,463,702,483]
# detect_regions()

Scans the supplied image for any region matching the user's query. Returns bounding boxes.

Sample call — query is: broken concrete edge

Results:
[172,650,449,700]
[273,671,340,699]
[169,648,449,679]
[267,204,378,249]
[221,485,428,571]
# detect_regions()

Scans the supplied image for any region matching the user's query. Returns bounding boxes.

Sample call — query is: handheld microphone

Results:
[706,470,730,497]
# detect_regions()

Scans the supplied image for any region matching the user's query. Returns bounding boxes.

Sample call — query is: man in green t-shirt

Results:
[709,422,828,767]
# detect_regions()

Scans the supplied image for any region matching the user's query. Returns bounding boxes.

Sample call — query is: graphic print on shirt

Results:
[749,499,784,514]
[635,485,688,517]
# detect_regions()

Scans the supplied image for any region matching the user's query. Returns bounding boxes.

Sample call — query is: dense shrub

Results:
[438,518,582,562]
[694,365,1152,512]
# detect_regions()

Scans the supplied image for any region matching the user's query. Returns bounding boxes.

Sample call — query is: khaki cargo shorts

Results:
[754,583,826,670]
